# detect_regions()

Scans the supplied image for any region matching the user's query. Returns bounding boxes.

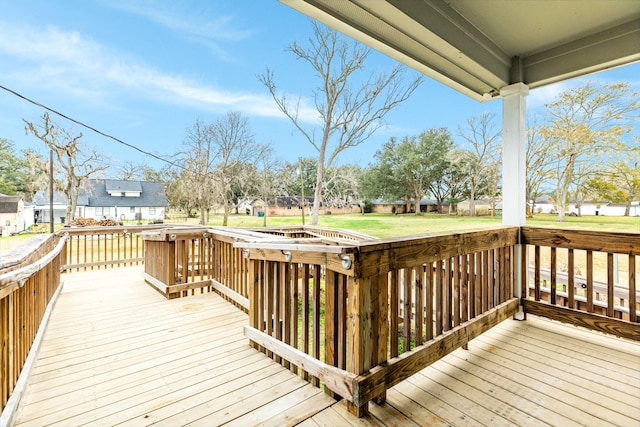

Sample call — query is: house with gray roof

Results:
[0,195,29,235]
[32,179,167,224]
[83,179,167,222]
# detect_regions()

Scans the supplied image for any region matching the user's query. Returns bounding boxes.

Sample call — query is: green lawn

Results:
[2,212,638,254]
[201,212,639,238]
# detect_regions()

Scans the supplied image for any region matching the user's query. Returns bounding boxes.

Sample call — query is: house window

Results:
[130,207,135,213]
[149,207,156,215]
[96,207,109,217]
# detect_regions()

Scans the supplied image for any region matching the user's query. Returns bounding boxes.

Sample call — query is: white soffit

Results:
[280,0,640,102]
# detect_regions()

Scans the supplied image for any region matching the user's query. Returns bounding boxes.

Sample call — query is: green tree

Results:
[586,141,639,216]
[368,129,453,214]
[260,21,422,225]
[0,139,28,196]
[540,82,639,221]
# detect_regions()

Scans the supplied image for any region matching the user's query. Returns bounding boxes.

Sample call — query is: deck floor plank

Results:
[473,328,640,410]
[11,266,640,427]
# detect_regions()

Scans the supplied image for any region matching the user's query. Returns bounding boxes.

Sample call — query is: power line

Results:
[0,83,184,170]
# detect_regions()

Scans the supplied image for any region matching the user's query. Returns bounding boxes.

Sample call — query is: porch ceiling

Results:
[279,0,640,101]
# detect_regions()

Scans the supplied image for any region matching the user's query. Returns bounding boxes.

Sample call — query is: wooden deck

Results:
[12,266,640,427]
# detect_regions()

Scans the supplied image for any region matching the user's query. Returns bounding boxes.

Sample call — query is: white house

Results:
[83,179,167,222]
[0,195,33,235]
[32,179,167,224]
[568,201,634,217]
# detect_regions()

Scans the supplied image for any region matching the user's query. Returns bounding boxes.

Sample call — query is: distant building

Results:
[83,179,167,222]
[370,199,407,214]
[251,196,358,217]
[0,195,28,235]
[32,179,167,224]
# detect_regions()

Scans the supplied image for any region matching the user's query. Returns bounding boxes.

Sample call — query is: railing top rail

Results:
[0,234,54,271]
[521,226,640,255]
[233,240,354,255]
[354,226,518,252]
[0,235,68,299]
[245,225,377,242]
[59,224,168,235]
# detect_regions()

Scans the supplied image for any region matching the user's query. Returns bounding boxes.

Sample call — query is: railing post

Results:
[514,227,526,320]
[324,269,339,399]
[248,258,257,341]
[346,275,370,417]
[372,272,388,405]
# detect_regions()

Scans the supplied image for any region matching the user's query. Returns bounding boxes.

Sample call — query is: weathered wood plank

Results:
[244,326,356,401]
[356,227,519,278]
[521,227,640,255]
[356,298,519,406]
[522,300,640,341]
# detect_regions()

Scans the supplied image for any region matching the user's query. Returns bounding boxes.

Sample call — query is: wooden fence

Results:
[140,226,374,303]
[3,224,639,418]
[238,227,520,416]
[0,234,66,416]
[521,227,640,341]
[61,225,166,271]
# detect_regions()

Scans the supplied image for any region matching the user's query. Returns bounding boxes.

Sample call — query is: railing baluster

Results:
[587,250,594,313]
[435,260,443,335]
[425,262,433,341]
[389,270,399,357]
[607,253,614,317]
[550,247,557,305]
[453,256,461,328]
[312,264,321,386]
[444,257,452,331]
[302,264,310,381]
[402,268,411,352]
[461,255,469,323]
[414,266,423,346]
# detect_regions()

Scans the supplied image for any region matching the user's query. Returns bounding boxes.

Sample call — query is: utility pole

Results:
[49,149,54,233]
[299,166,305,226]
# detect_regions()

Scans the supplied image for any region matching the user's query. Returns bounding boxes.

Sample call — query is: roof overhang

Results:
[279,0,640,102]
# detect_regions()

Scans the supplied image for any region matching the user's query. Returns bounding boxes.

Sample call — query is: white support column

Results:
[501,82,529,320]
[501,82,528,227]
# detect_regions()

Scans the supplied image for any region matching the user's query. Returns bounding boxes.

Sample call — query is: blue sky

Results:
[1,0,638,172]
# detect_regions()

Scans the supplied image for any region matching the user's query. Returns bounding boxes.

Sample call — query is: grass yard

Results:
[199,212,639,237]
[1,212,638,254]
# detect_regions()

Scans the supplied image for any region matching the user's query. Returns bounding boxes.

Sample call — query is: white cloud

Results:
[0,21,319,123]
[102,0,252,60]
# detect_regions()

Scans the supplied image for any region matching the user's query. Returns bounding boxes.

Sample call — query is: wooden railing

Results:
[521,227,640,341]
[4,224,638,419]
[237,227,520,416]
[0,234,67,417]
[141,226,375,304]
[60,225,166,271]
[142,227,250,306]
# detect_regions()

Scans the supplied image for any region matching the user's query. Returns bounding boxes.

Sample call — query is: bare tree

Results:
[210,112,270,226]
[24,112,107,221]
[260,21,422,225]
[526,119,554,214]
[457,112,501,216]
[254,147,284,227]
[180,119,218,224]
[540,82,639,221]
[180,113,270,226]
[323,164,362,210]
[117,161,146,181]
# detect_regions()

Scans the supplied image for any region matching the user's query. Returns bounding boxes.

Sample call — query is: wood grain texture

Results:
[10,267,639,427]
